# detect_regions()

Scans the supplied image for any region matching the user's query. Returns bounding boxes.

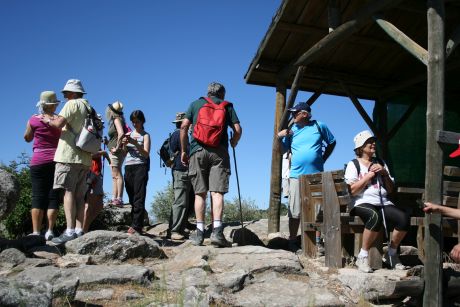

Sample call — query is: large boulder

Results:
[0,277,52,307]
[0,169,20,221]
[64,230,162,263]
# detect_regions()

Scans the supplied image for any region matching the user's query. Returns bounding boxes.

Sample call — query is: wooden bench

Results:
[299,170,385,268]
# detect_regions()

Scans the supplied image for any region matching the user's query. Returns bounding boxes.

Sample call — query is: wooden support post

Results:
[328,0,341,33]
[268,81,286,233]
[322,172,342,268]
[375,99,389,160]
[280,0,404,78]
[278,66,306,131]
[424,1,445,306]
[373,17,428,65]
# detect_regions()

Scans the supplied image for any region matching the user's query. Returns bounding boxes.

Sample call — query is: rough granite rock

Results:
[64,230,162,262]
[0,277,53,307]
[0,248,26,268]
[0,169,19,221]
[75,288,114,301]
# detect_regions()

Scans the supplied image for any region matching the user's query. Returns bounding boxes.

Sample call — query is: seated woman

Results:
[344,130,409,273]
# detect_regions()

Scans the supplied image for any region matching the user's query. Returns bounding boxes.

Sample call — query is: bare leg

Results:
[289,218,300,240]
[361,229,381,251]
[111,166,124,200]
[194,193,207,222]
[390,229,407,249]
[46,209,58,231]
[75,190,86,230]
[31,209,44,233]
[210,192,224,221]
[82,194,103,233]
[63,190,76,229]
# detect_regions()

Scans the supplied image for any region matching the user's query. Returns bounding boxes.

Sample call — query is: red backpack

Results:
[193,97,230,147]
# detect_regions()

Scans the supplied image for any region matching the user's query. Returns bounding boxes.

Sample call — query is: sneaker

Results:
[191,229,204,246]
[112,198,123,208]
[44,230,55,241]
[384,253,408,270]
[51,232,77,245]
[28,232,41,237]
[356,256,373,273]
[210,226,231,248]
[171,232,185,240]
[76,231,85,238]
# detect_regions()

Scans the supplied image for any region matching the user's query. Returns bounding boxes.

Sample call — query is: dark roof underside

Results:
[245,0,460,101]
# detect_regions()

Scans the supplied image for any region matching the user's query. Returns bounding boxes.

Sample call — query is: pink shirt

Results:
[29,115,61,166]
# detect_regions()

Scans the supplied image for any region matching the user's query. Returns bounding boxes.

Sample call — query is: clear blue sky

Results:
[1,0,373,210]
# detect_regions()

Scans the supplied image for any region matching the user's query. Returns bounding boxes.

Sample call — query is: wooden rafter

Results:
[373,17,428,65]
[339,81,379,137]
[327,0,340,33]
[280,0,404,78]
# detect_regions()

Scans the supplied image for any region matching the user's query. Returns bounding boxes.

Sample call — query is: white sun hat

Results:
[353,130,375,149]
[61,79,86,94]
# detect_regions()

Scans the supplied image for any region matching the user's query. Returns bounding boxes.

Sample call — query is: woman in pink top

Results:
[24,91,62,240]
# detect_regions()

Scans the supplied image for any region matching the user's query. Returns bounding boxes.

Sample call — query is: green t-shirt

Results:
[54,98,92,166]
[185,96,240,156]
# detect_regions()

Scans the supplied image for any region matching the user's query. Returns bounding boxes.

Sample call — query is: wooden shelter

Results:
[245,0,460,305]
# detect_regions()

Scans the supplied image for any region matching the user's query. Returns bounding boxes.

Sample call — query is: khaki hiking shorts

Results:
[288,178,301,219]
[53,162,89,198]
[188,146,231,194]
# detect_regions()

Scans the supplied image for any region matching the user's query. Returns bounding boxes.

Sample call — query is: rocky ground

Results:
[4,212,457,307]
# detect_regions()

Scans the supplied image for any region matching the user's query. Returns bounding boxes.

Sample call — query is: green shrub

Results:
[150,181,174,223]
[1,154,66,239]
[218,196,267,223]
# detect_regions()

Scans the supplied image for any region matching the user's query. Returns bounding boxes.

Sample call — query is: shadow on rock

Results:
[229,227,265,247]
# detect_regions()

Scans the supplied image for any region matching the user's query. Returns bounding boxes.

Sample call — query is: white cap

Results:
[353,130,375,149]
[61,79,86,94]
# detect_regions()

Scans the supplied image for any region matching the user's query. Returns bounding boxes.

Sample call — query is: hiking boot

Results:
[171,232,185,240]
[210,226,231,248]
[383,253,408,270]
[191,229,204,246]
[356,256,373,273]
[51,232,77,245]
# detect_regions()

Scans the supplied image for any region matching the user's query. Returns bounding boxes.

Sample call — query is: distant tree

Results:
[150,182,174,223]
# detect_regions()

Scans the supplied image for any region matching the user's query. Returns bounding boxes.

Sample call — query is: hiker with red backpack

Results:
[278,102,336,253]
[180,82,242,247]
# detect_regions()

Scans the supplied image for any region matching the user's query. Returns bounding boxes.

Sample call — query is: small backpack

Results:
[74,103,104,154]
[158,134,177,168]
[192,97,230,147]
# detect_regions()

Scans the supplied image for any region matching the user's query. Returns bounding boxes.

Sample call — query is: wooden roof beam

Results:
[373,17,429,65]
[280,0,404,78]
[339,80,379,137]
[328,0,341,33]
[277,22,396,49]
[279,66,306,131]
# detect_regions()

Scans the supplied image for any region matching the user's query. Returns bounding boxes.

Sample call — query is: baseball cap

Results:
[288,102,311,113]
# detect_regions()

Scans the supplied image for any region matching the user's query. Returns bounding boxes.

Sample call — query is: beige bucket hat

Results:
[36,91,60,107]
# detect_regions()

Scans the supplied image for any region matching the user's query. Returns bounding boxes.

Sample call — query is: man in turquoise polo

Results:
[278,102,336,252]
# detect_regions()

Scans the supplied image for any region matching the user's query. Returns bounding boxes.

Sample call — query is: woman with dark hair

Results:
[24,91,62,240]
[123,110,150,234]
[344,130,409,273]
[106,101,127,207]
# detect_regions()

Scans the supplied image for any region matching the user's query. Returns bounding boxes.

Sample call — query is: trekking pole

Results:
[377,173,393,268]
[230,132,245,245]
